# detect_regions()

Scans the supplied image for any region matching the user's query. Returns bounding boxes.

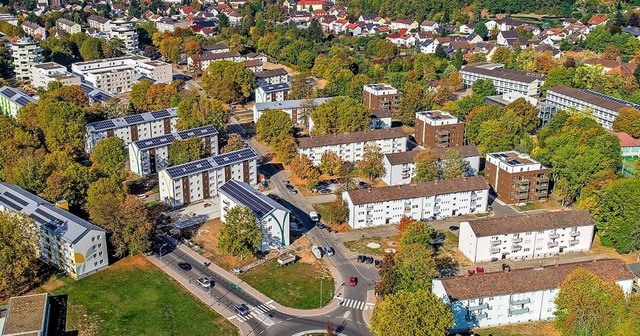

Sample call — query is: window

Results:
[92,237,95,242]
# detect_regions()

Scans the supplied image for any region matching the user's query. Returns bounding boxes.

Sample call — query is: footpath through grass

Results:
[51,256,238,336]
[240,259,333,309]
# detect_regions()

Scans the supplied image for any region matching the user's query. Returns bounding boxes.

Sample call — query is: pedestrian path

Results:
[335,298,375,311]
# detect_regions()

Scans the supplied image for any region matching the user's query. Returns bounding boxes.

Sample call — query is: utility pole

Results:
[320,278,323,306]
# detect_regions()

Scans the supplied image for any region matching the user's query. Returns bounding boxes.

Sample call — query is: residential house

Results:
[289,11,313,23]
[583,57,637,76]
[11,38,44,81]
[415,110,465,149]
[30,62,80,89]
[55,18,81,34]
[252,97,331,124]
[296,0,325,11]
[187,51,243,72]
[484,151,550,204]
[255,68,289,87]
[363,83,403,113]
[587,14,609,27]
[420,20,439,32]
[390,19,418,31]
[420,38,439,54]
[459,23,476,34]
[255,83,291,103]
[21,21,46,39]
[87,14,110,32]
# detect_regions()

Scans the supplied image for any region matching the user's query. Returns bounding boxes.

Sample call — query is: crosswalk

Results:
[337,298,375,311]
[233,302,276,322]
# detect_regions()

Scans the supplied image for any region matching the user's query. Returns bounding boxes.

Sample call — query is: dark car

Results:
[448,225,459,231]
[286,185,298,195]
[234,303,251,316]
[178,262,192,271]
[357,255,366,263]
[358,181,370,189]
[374,259,382,268]
[365,256,374,264]
[325,246,335,256]
[319,188,332,194]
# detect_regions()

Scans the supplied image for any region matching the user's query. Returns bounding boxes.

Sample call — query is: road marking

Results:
[265,300,274,305]
[339,298,369,311]
[356,321,362,325]
[343,311,351,319]
[287,317,293,321]
[227,315,237,320]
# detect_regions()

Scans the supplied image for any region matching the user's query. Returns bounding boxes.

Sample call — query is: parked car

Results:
[357,255,366,263]
[365,256,374,264]
[325,246,335,256]
[286,185,298,195]
[196,277,212,288]
[358,181,370,189]
[319,188,332,194]
[309,211,319,222]
[136,194,147,199]
[282,180,290,185]
[234,304,251,316]
[349,276,358,286]
[448,225,459,231]
[374,259,382,268]
[178,262,192,271]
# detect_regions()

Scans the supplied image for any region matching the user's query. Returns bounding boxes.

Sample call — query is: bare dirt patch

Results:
[588,236,638,263]
[475,320,559,336]
[191,219,257,270]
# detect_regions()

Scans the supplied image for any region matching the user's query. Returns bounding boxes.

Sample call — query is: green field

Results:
[51,256,237,336]
[240,259,333,309]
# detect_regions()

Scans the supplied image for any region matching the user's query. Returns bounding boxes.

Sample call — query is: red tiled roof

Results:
[615,132,640,147]
[587,14,608,25]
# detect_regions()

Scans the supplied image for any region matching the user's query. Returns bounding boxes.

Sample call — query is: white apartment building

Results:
[460,63,545,97]
[459,210,595,263]
[159,148,258,208]
[343,176,490,229]
[0,86,37,118]
[219,180,290,252]
[187,51,244,72]
[21,21,46,39]
[87,14,111,32]
[11,38,44,82]
[129,125,219,177]
[297,128,408,165]
[30,62,80,89]
[85,107,178,153]
[545,85,636,130]
[432,259,634,332]
[255,83,291,103]
[55,18,81,35]
[0,182,109,280]
[71,56,172,94]
[381,145,482,186]
[78,83,115,106]
[252,97,332,124]
[109,18,139,54]
[255,68,289,87]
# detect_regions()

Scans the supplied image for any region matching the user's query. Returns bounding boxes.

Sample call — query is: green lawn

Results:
[343,237,386,256]
[515,203,541,211]
[51,256,237,336]
[240,259,333,309]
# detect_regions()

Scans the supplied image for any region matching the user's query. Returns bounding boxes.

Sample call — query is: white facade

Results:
[343,176,489,229]
[0,182,109,280]
[30,62,80,89]
[109,18,139,54]
[11,38,44,81]
[0,86,37,118]
[85,107,178,153]
[297,128,408,166]
[159,148,258,208]
[21,22,46,39]
[460,63,545,97]
[458,211,595,263]
[252,97,331,124]
[255,83,291,103]
[87,15,111,32]
[56,18,81,34]
[219,180,290,252]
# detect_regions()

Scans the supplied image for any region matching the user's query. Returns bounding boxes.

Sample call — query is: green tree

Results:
[413,149,439,182]
[275,135,298,165]
[396,86,434,126]
[41,162,92,208]
[80,37,104,61]
[158,36,183,63]
[255,109,292,146]
[504,97,540,133]
[218,206,262,258]
[90,137,127,179]
[442,149,467,179]
[541,66,575,93]
[221,133,245,153]
[393,244,439,293]
[310,97,370,135]
[491,47,513,66]
[111,196,155,257]
[0,211,39,296]
[359,144,385,180]
[474,21,488,39]
[129,79,153,112]
[471,78,495,96]
[319,150,344,176]
[290,154,316,180]
[371,290,453,336]
[87,177,125,229]
[201,60,255,103]
[176,95,227,131]
[400,221,433,246]
[307,19,324,42]
[612,107,640,137]
[168,137,204,166]
[265,4,286,21]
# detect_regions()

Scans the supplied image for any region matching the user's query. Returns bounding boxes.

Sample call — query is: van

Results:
[309,211,319,222]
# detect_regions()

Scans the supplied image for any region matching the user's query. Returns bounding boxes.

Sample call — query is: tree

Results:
[319,150,344,176]
[0,211,39,296]
[371,290,454,336]
[221,133,245,153]
[400,221,433,246]
[393,244,439,293]
[255,109,292,146]
[265,4,286,22]
[218,206,262,258]
[169,137,204,166]
[471,79,495,96]
[474,21,488,39]
[158,36,182,63]
[80,37,104,61]
[90,137,127,179]
[311,97,370,135]
[504,97,540,133]
[290,154,316,180]
[396,86,434,126]
[275,136,297,165]
[201,60,255,103]
[491,47,513,66]
[612,107,640,137]
[176,95,228,131]
[359,144,385,180]
[87,178,125,228]
[442,149,467,179]
[413,149,439,182]
[434,44,447,59]
[555,269,627,336]
[130,79,153,112]
[307,19,324,42]
[111,196,155,257]
[184,39,202,58]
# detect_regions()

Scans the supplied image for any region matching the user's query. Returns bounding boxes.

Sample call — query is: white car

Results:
[196,277,211,288]
[309,211,319,222]
[136,194,147,199]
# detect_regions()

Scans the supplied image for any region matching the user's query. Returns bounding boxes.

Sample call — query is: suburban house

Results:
[484,151,550,204]
[460,63,545,97]
[255,68,289,87]
[21,21,46,39]
[55,18,81,34]
[187,51,244,72]
[415,110,465,149]
[587,14,609,27]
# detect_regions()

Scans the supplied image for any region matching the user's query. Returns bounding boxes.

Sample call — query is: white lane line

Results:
[357,301,365,310]
[266,300,274,305]
[343,311,351,319]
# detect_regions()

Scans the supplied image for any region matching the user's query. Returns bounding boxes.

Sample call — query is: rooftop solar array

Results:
[260,82,291,93]
[490,151,538,166]
[151,109,171,118]
[211,148,256,166]
[165,159,214,178]
[79,83,115,103]
[124,114,145,124]
[163,147,257,179]
[0,86,37,107]
[90,120,116,131]
[133,125,218,151]
[87,107,177,133]
[582,89,640,109]
[219,180,288,219]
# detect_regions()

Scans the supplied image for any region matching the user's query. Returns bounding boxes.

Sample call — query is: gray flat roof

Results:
[86,107,177,133]
[163,147,257,179]
[133,125,218,151]
[258,82,291,93]
[79,83,113,103]
[0,86,37,107]
[219,180,288,219]
[254,97,332,111]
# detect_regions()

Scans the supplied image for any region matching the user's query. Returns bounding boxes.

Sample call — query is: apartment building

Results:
[0,293,50,336]
[255,68,289,87]
[71,56,172,94]
[485,92,556,126]
[460,63,545,97]
[459,210,595,263]
[11,38,44,81]
[55,18,81,34]
[110,18,139,54]
[219,180,290,252]
[485,151,550,204]
[21,21,46,39]
[159,148,258,208]
[187,51,244,72]
[432,259,634,332]
[129,125,219,177]
[381,145,482,186]
[0,182,109,280]
[0,86,37,118]
[616,131,640,176]
[545,85,637,130]
[87,14,111,32]
[30,62,80,89]
[362,83,403,113]
[255,83,291,103]
[85,107,178,153]
[343,176,490,229]
[78,83,114,105]
[297,128,407,165]
[252,97,332,124]
[415,110,465,148]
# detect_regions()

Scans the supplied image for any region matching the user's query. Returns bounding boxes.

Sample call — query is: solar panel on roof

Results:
[166,159,213,178]
[15,96,32,106]
[0,194,24,211]
[211,148,255,166]
[90,120,116,131]
[4,191,28,206]
[582,89,640,109]
[35,208,58,223]
[220,181,274,218]
[124,114,145,124]
[29,213,48,224]
[151,110,171,118]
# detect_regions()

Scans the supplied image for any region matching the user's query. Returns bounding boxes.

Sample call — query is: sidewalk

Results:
[362,290,376,327]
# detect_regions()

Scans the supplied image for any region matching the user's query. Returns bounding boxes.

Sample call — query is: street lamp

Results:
[320,278,323,306]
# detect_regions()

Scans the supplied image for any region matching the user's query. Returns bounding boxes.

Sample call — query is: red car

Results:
[349,276,358,286]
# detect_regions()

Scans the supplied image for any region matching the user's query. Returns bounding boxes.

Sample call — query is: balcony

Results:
[468,303,489,311]
[512,237,523,243]
[569,231,580,237]
[538,177,549,183]
[518,185,530,192]
[491,239,501,246]
[518,180,530,186]
[548,241,559,248]
[549,233,560,239]
[366,213,373,219]
[569,239,579,246]
[509,307,530,315]
[511,244,522,252]
[510,298,531,305]
[475,313,488,320]
[517,194,529,200]
[490,247,500,254]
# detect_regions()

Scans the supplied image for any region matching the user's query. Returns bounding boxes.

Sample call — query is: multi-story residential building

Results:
[252,97,332,124]
[0,86,37,118]
[30,62,80,89]
[381,145,482,186]
[85,107,178,153]
[0,13,18,26]
[616,131,640,176]
[459,210,595,263]
[255,68,289,87]
[362,83,403,113]
[297,128,407,165]
[343,176,489,229]
[545,85,638,130]
[370,108,392,129]
[432,259,634,332]
[21,21,47,39]
[187,51,244,72]
[78,83,114,105]
[255,83,291,103]
[159,148,258,208]
[0,293,50,336]
[219,180,290,252]
[0,182,109,280]
[71,56,172,94]
[87,14,111,32]
[11,38,44,81]
[55,18,81,35]
[460,63,545,97]
[109,18,139,54]
[485,151,550,204]
[485,92,556,127]
[129,125,219,177]
[415,110,465,148]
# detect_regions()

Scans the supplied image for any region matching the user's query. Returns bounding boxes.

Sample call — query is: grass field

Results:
[475,321,559,336]
[343,237,386,256]
[240,259,333,309]
[50,256,238,336]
